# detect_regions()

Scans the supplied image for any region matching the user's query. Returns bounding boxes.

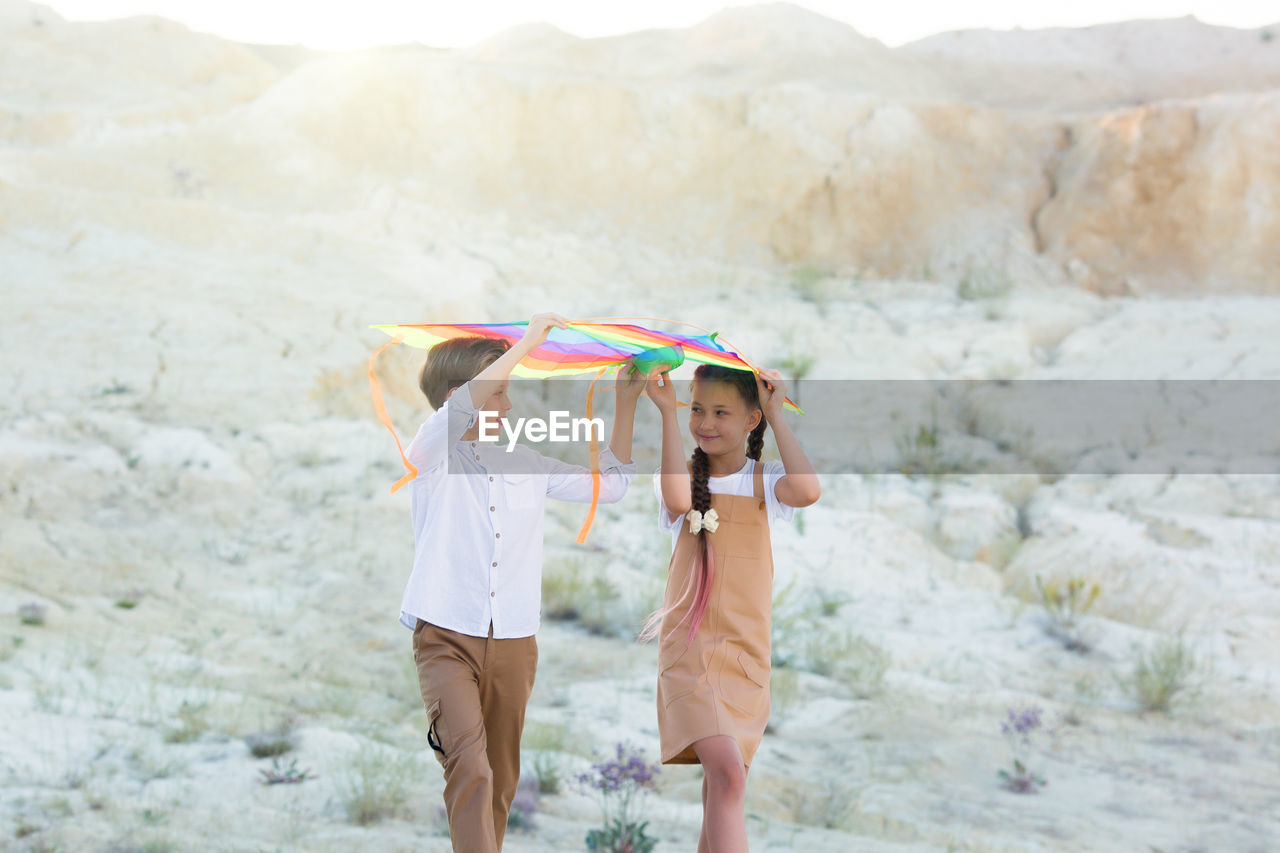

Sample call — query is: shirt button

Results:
[491,591,496,597]
[490,506,495,511]
[495,533,500,539]
[492,562,497,567]
[489,476,494,482]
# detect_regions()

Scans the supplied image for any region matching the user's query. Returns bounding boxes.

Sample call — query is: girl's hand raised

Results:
[646,370,678,414]
[755,368,787,422]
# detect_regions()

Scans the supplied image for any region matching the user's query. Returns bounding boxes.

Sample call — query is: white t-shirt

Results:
[653,457,795,546]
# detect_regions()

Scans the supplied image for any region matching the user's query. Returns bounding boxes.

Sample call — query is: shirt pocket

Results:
[503,472,538,509]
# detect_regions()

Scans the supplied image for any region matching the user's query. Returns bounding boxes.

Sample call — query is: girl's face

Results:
[688,381,761,455]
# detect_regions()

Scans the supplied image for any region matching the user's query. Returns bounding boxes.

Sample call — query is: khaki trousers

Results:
[412,619,538,852]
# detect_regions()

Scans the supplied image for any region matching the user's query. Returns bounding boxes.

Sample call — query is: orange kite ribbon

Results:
[574,367,608,544]
[367,335,418,493]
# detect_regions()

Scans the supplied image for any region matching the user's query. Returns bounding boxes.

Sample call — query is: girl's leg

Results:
[697,772,709,853]
[692,735,748,853]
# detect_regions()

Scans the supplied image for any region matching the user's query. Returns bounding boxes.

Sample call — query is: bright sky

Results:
[38,0,1280,51]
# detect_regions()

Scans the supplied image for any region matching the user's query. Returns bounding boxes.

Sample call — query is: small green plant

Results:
[543,557,586,620]
[1261,29,1273,42]
[957,267,1013,301]
[894,405,968,478]
[803,628,889,698]
[33,680,66,714]
[506,773,540,832]
[769,576,814,668]
[114,588,144,610]
[980,532,1023,570]
[790,262,829,309]
[776,775,861,829]
[579,575,621,637]
[530,750,563,794]
[19,602,47,626]
[333,744,415,825]
[244,718,298,758]
[163,700,211,743]
[778,329,816,407]
[1035,574,1100,652]
[586,818,656,852]
[997,705,1047,793]
[258,756,314,785]
[128,744,187,781]
[813,587,851,617]
[523,721,573,794]
[765,665,800,734]
[1119,634,1204,713]
[0,635,21,662]
[576,742,660,853]
[140,806,168,825]
[140,842,178,853]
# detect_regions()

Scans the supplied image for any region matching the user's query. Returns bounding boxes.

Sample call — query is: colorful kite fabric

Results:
[370,321,803,412]
[367,319,804,543]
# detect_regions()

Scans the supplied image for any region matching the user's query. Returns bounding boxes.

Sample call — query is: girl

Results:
[641,364,820,853]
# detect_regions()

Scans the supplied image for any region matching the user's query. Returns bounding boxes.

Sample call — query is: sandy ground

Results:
[2,3,1279,851]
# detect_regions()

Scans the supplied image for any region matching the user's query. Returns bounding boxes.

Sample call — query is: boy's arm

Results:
[467,313,568,407]
[543,446,637,503]
[544,364,644,503]
[406,380,480,472]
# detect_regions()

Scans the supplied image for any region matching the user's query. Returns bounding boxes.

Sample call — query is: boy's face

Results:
[450,382,512,421]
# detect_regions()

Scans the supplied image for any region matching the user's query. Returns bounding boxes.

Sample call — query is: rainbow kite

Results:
[367,318,803,542]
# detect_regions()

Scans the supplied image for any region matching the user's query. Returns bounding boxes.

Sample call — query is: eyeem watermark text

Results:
[478,410,605,452]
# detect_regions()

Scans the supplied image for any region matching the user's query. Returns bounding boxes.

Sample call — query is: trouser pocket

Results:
[426,697,445,763]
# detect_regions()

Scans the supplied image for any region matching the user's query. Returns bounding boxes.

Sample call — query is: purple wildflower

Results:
[1000,706,1042,744]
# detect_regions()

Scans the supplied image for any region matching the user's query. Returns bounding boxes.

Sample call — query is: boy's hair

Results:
[419,337,510,410]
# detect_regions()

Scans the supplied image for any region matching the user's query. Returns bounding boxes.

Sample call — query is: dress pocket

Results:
[722,649,769,716]
[657,637,695,707]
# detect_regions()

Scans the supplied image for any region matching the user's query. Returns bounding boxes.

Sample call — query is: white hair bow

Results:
[686,508,719,534]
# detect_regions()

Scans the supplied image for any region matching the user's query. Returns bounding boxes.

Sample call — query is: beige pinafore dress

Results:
[656,459,772,769]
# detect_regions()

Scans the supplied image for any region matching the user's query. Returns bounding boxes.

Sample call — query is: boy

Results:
[401,313,643,851]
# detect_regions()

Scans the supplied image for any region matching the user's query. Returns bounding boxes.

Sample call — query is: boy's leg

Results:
[478,622,538,849]
[413,620,498,853]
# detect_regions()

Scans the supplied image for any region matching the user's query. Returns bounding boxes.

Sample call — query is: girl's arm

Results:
[606,359,646,465]
[648,371,692,516]
[757,369,821,507]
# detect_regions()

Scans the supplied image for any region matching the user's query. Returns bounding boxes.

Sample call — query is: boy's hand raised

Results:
[519,313,569,349]
[470,313,568,404]
[614,358,647,404]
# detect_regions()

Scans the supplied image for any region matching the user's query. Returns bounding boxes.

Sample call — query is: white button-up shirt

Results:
[399,380,637,638]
